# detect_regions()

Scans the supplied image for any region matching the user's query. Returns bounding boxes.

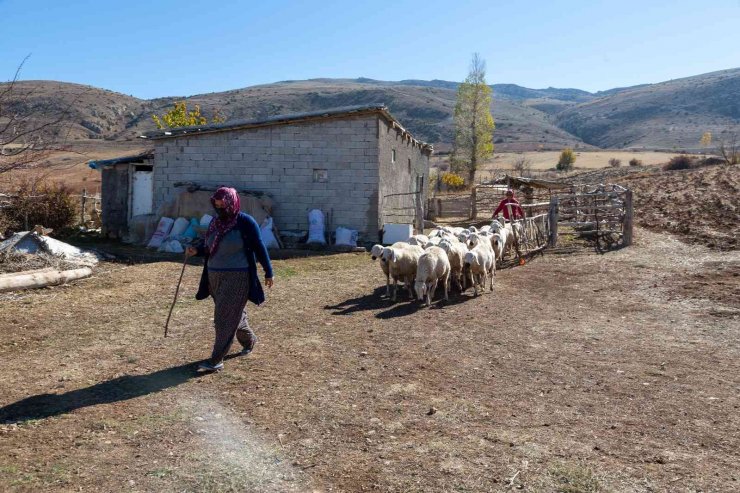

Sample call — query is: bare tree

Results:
[717,131,739,165]
[512,155,531,177]
[0,57,75,174]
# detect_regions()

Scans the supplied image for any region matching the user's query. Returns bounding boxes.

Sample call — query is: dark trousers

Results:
[208,270,254,364]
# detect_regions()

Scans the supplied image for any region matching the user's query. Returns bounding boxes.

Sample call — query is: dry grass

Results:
[0,225,738,491]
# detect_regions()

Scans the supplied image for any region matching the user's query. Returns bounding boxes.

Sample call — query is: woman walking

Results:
[186,187,274,372]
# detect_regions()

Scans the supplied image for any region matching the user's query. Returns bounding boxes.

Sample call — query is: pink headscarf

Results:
[206,187,241,255]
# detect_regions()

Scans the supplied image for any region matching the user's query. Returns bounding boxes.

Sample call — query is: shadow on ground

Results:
[0,361,207,424]
[326,286,476,319]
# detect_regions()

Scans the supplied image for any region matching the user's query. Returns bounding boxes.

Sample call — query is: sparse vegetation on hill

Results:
[1,68,738,152]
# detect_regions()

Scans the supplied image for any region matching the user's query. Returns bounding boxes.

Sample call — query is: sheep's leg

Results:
[489,266,494,291]
[407,276,415,299]
[391,277,398,302]
[443,273,449,301]
[385,272,390,297]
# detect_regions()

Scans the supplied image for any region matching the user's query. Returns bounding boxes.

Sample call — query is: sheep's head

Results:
[414,280,427,300]
[490,221,502,233]
[381,247,393,263]
[464,252,478,267]
[370,244,384,260]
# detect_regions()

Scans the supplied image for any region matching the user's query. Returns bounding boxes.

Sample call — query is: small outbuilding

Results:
[91,104,433,244]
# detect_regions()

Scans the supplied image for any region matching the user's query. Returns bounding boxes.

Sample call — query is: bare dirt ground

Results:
[0,224,738,492]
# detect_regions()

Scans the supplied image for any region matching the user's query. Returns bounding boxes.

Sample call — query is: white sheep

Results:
[489,233,503,269]
[463,242,495,296]
[414,246,451,306]
[407,234,430,247]
[439,238,468,291]
[382,243,425,301]
[425,236,443,248]
[490,220,513,258]
[370,244,391,296]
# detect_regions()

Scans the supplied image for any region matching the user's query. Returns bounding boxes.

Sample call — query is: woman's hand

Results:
[265,277,274,289]
[185,246,197,258]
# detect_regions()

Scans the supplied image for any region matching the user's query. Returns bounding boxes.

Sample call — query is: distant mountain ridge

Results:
[3,68,738,152]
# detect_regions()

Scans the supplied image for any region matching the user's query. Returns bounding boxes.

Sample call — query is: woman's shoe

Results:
[238,330,257,355]
[198,361,224,372]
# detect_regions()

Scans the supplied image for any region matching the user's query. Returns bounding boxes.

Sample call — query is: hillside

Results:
[2,69,738,152]
[555,68,740,149]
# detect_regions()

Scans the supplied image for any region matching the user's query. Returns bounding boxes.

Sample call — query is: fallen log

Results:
[0,267,93,293]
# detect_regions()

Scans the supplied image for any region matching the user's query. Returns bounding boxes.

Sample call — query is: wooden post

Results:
[81,188,87,226]
[623,189,633,246]
[506,203,522,260]
[415,192,423,233]
[548,196,559,247]
[470,186,477,220]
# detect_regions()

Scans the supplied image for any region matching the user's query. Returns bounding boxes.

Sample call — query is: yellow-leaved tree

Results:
[452,53,495,188]
[152,101,224,129]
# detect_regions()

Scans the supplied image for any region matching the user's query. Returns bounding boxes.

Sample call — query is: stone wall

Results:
[152,115,381,240]
[376,119,431,232]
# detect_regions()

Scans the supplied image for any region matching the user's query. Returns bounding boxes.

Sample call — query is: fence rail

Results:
[0,189,101,230]
[430,180,634,252]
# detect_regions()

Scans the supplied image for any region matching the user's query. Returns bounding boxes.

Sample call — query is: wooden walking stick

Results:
[164,257,188,337]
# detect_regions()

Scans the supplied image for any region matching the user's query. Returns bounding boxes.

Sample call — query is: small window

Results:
[408,158,412,172]
[312,169,328,183]
[391,149,396,163]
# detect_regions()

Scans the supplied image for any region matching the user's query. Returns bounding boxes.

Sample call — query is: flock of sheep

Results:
[370,217,523,306]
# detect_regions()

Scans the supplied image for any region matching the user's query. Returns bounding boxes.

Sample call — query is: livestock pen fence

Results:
[428,176,634,257]
[382,191,424,233]
[0,188,101,230]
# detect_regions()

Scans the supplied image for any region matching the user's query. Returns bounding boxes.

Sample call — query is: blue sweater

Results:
[195,212,273,305]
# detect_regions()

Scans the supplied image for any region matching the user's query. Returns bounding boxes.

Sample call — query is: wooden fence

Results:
[548,185,633,249]
[0,188,101,230]
[381,191,424,232]
[428,181,634,254]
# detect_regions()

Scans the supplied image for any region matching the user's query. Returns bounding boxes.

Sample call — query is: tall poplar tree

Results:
[452,53,495,186]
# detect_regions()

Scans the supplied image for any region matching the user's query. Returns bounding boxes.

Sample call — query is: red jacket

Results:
[493,198,524,220]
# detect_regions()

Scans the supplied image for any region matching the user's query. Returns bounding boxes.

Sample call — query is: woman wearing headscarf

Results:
[185,187,274,372]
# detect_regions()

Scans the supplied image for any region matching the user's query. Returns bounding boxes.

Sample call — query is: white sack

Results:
[307,209,326,245]
[260,217,280,249]
[335,227,358,247]
[147,217,175,249]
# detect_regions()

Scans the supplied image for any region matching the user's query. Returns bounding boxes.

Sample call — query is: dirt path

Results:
[0,228,738,492]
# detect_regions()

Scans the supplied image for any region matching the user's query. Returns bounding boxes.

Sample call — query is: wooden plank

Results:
[548,196,558,247]
[560,221,624,227]
[555,192,626,200]
[623,189,634,246]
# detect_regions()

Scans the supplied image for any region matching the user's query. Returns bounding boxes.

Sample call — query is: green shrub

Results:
[663,155,694,171]
[557,148,576,171]
[4,180,77,232]
[629,158,642,167]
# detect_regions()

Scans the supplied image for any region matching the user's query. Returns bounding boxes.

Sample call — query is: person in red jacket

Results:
[493,189,525,221]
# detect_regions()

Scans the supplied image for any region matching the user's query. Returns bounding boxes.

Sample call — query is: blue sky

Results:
[1,0,738,99]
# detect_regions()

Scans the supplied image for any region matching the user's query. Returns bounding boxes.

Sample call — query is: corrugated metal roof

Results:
[139,104,433,151]
[88,150,154,170]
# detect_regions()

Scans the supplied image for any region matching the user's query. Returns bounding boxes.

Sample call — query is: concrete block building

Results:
[93,104,432,243]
